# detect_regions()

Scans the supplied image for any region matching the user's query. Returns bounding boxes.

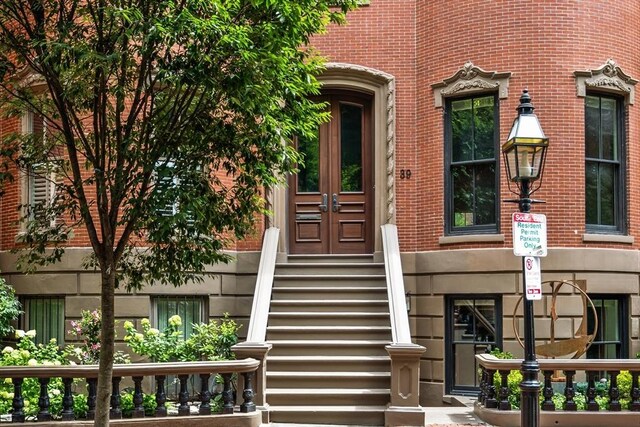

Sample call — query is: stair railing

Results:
[381,224,427,426]
[231,226,279,416]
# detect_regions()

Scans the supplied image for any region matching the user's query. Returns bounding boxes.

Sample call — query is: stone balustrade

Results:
[0,358,259,426]
[475,354,640,427]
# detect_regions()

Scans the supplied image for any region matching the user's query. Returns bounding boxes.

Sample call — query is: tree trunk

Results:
[94,267,116,427]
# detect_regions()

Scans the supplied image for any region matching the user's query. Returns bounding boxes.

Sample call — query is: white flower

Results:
[140,318,150,327]
[147,328,159,336]
[50,389,61,396]
[168,315,182,327]
[123,321,134,329]
[2,346,14,354]
[27,359,38,366]
[25,330,36,338]
[15,330,25,339]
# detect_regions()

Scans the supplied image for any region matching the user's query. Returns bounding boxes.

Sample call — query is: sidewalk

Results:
[268,405,492,427]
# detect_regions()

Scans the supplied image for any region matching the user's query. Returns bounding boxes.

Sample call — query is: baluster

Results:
[110,376,122,419]
[608,370,621,411]
[586,371,599,411]
[86,378,97,420]
[498,370,511,410]
[132,376,145,418]
[485,369,497,409]
[241,371,256,413]
[199,373,212,415]
[178,375,190,416]
[541,370,555,411]
[12,377,25,423]
[478,367,487,404]
[155,375,167,417]
[630,371,640,412]
[62,378,75,421]
[37,377,51,421]
[222,373,234,414]
[563,370,577,411]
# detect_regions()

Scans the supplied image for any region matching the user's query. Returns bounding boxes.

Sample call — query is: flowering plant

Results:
[123,317,183,362]
[0,332,67,417]
[65,309,129,364]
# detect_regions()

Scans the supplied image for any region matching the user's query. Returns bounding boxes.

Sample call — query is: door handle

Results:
[332,193,341,212]
[318,193,328,212]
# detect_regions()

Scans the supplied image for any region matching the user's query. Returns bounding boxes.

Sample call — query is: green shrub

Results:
[0,332,67,418]
[124,313,241,362]
[0,277,20,338]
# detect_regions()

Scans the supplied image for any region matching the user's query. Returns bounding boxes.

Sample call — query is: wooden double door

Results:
[288,92,373,254]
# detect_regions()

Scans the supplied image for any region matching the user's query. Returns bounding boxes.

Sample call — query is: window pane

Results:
[340,104,363,192]
[585,96,600,159]
[453,344,480,387]
[451,99,473,162]
[25,297,64,346]
[155,297,203,338]
[475,163,496,225]
[297,129,320,193]
[601,98,617,161]
[473,96,495,160]
[452,165,473,227]
[585,161,598,225]
[599,163,616,226]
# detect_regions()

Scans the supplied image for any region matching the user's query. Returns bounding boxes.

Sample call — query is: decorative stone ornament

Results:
[574,59,638,104]
[431,61,511,107]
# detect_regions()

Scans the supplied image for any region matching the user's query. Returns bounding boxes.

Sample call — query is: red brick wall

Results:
[415,0,640,251]
[3,0,640,254]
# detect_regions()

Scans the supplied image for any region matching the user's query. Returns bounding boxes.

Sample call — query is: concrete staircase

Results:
[265,255,392,425]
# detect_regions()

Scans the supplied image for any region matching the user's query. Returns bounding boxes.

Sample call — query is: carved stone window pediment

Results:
[574,59,637,105]
[431,62,511,108]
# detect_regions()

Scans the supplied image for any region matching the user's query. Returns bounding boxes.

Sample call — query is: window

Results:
[445,95,499,234]
[21,111,57,226]
[585,94,624,232]
[154,160,179,217]
[21,297,65,346]
[445,296,501,395]
[587,295,627,359]
[153,296,205,339]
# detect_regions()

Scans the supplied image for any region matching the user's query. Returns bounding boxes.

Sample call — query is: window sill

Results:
[439,234,505,245]
[582,233,634,244]
[15,229,73,243]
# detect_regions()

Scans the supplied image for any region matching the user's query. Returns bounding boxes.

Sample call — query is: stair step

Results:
[267,371,390,389]
[268,339,390,356]
[268,404,386,425]
[268,355,391,372]
[267,311,391,326]
[285,254,376,263]
[270,299,388,313]
[267,325,392,340]
[272,286,387,301]
[275,263,385,275]
[266,388,390,406]
[274,274,386,287]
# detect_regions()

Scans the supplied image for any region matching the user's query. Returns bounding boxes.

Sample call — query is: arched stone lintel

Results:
[431,61,512,108]
[574,59,638,105]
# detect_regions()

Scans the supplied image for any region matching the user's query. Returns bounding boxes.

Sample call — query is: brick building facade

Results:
[1,0,640,405]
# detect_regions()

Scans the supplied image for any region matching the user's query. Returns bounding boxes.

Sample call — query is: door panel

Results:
[289,92,373,254]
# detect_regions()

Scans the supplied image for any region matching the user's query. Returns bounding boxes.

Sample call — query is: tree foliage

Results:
[0,0,357,424]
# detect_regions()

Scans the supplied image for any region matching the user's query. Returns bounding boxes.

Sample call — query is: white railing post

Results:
[381,224,427,427]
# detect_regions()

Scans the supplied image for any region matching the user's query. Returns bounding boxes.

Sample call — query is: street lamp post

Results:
[502,89,549,427]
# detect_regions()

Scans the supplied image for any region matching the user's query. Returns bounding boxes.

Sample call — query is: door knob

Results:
[318,193,328,212]
[332,193,341,212]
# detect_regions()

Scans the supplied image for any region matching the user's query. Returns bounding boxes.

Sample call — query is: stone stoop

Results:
[265,255,391,426]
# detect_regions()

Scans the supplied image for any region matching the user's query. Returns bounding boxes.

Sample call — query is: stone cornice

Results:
[431,61,511,107]
[574,59,637,105]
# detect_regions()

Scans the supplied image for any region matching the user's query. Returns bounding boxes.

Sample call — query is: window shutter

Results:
[155,161,178,216]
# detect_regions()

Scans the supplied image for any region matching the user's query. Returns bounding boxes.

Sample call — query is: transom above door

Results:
[288,92,373,254]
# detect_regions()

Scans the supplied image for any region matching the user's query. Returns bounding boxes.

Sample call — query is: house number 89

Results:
[399,169,412,179]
